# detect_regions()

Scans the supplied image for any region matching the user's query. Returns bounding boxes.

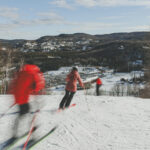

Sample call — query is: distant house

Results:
[118,45,125,50]
[74,62,81,66]
[25,42,37,48]
[132,60,143,66]
[21,49,29,52]
[47,56,61,59]
[82,46,87,51]
[1,47,7,51]
[143,46,150,49]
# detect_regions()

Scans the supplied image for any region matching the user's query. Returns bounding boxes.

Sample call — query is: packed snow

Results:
[0,93,150,150]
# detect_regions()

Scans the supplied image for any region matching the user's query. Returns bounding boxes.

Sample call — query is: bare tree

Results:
[139,49,150,98]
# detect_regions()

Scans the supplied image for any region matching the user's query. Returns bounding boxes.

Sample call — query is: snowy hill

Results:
[0,95,150,150]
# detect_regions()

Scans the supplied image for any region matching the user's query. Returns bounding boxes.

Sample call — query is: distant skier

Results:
[59,66,84,109]
[96,77,102,96]
[8,64,45,141]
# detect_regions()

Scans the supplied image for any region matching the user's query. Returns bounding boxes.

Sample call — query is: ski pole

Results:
[0,103,15,119]
[83,87,90,111]
[23,109,39,150]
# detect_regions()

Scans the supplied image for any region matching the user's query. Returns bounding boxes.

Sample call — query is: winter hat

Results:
[72,66,78,71]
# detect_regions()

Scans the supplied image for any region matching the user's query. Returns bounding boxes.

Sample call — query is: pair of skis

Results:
[49,103,76,114]
[0,125,58,150]
[0,103,76,150]
[13,125,58,150]
[0,131,28,150]
[0,109,39,150]
[17,103,76,149]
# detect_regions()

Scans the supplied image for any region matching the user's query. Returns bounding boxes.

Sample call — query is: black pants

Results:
[13,103,30,137]
[19,103,30,115]
[96,84,101,96]
[59,90,75,109]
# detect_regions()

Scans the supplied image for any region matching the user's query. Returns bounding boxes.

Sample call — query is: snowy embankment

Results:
[0,95,150,150]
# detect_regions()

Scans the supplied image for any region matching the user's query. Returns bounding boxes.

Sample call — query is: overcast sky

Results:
[0,0,150,39]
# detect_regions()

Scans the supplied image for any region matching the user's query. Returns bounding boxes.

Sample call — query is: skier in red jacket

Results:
[96,77,102,96]
[59,67,84,109]
[9,64,45,140]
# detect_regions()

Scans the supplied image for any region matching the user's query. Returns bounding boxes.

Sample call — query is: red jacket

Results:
[65,70,84,92]
[96,78,102,85]
[10,64,45,105]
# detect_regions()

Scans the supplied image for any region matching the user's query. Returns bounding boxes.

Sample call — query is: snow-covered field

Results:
[44,67,144,95]
[48,70,144,97]
[0,94,150,150]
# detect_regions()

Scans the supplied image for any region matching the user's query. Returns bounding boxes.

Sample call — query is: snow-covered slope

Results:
[0,95,150,150]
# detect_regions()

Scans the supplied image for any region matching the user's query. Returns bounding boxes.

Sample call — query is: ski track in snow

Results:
[0,95,150,150]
